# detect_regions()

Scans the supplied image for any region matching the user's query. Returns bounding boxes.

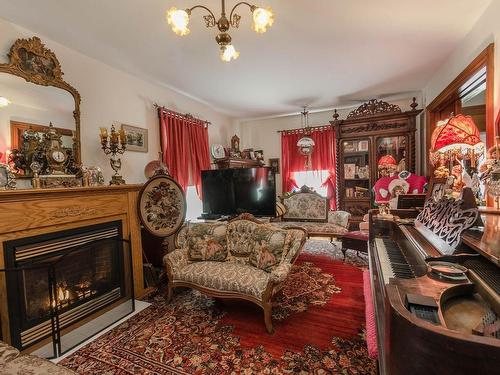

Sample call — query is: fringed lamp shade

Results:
[378,155,397,177]
[430,114,484,168]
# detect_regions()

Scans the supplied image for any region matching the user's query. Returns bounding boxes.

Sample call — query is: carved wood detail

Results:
[341,121,408,135]
[0,36,82,163]
[346,99,401,119]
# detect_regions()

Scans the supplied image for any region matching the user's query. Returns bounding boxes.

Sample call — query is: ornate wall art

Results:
[121,124,148,152]
[138,174,187,237]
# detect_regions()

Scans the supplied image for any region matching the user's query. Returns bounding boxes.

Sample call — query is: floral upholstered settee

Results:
[272,186,351,240]
[0,340,75,374]
[164,215,307,333]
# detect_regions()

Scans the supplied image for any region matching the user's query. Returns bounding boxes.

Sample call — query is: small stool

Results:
[341,230,369,259]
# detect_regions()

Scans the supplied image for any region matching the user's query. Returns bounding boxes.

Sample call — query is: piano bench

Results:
[341,231,369,258]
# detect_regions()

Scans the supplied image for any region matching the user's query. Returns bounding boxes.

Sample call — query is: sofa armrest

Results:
[269,263,292,284]
[163,248,190,275]
[328,210,351,229]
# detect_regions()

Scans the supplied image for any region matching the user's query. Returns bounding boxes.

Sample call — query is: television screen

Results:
[201,167,276,217]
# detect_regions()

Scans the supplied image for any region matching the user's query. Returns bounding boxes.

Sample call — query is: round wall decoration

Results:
[138,174,186,237]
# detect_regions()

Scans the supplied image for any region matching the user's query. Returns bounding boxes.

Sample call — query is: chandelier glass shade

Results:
[297,107,315,169]
[0,96,11,108]
[166,0,274,62]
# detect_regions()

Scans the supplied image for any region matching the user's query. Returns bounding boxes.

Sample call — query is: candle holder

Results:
[99,124,127,185]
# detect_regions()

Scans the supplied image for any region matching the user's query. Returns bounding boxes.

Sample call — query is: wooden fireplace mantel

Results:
[0,184,148,345]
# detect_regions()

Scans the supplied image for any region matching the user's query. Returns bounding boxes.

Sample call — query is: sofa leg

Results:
[263,302,274,334]
[166,283,173,303]
[341,247,347,260]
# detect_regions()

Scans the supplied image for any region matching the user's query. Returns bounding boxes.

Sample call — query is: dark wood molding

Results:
[425,43,495,170]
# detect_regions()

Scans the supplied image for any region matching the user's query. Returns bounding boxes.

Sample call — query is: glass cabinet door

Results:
[342,139,370,199]
[376,136,407,178]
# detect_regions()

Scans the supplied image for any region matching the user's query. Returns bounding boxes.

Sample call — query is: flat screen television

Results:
[201,167,276,217]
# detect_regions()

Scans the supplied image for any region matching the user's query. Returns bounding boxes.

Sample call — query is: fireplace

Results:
[3,221,130,351]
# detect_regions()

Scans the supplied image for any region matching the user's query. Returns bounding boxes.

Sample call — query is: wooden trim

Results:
[426,44,495,167]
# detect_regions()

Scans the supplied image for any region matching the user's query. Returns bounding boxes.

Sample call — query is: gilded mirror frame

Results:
[0,36,81,163]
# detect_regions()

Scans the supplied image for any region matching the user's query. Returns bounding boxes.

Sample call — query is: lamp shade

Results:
[431,114,482,153]
[378,155,397,167]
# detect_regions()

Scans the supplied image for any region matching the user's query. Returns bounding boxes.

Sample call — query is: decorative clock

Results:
[211,144,226,159]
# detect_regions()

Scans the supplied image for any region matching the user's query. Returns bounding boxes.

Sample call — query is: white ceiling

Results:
[0,0,491,118]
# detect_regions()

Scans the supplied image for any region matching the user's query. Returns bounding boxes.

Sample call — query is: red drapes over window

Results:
[159,108,210,196]
[281,127,337,209]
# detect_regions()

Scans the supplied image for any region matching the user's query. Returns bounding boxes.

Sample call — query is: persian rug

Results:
[303,239,369,268]
[60,253,375,374]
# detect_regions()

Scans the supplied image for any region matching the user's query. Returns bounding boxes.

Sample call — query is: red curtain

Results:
[281,127,337,209]
[159,109,210,196]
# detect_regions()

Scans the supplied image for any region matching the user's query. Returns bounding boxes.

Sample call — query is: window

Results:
[292,170,330,196]
[185,186,203,221]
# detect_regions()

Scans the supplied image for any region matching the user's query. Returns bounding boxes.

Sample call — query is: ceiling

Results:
[0,0,491,118]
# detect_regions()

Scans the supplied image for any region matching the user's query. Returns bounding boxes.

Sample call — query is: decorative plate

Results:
[138,175,186,237]
[144,160,161,179]
[211,144,225,159]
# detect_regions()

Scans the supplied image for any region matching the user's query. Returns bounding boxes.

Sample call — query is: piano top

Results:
[462,209,500,266]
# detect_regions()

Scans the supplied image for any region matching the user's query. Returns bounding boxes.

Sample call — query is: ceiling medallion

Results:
[166,0,274,62]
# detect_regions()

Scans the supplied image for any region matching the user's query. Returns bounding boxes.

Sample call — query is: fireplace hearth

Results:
[3,221,131,351]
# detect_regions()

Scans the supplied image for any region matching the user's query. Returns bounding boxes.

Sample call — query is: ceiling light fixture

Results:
[0,97,11,108]
[166,0,274,62]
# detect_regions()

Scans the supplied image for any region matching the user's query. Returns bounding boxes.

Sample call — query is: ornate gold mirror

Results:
[0,36,81,174]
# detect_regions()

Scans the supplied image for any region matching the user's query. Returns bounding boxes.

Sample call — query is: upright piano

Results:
[368,196,500,374]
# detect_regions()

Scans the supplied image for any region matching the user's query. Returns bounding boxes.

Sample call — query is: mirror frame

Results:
[0,36,81,163]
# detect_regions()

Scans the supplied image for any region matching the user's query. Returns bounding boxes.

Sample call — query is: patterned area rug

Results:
[60,252,375,374]
[303,239,369,268]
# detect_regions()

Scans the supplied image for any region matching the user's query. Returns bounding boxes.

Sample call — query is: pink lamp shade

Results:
[431,114,483,154]
[377,155,397,167]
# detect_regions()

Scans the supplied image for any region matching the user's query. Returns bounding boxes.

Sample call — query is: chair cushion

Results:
[343,230,369,241]
[175,261,271,299]
[186,223,228,262]
[1,355,76,374]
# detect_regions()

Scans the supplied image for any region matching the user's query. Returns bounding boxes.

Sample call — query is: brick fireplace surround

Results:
[0,185,147,353]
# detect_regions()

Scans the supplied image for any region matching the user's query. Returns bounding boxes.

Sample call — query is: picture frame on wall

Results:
[269,158,280,174]
[121,124,148,152]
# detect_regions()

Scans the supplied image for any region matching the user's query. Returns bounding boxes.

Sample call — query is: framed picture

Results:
[344,163,356,179]
[254,150,264,161]
[426,177,453,202]
[231,134,240,152]
[358,140,369,152]
[121,124,148,152]
[269,158,280,174]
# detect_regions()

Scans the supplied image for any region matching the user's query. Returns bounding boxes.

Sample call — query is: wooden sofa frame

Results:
[165,214,307,334]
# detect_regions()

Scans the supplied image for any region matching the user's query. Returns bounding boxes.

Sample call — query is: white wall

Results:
[235,97,423,193]
[0,18,234,183]
[424,0,500,134]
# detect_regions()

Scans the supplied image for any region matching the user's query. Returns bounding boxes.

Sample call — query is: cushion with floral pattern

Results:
[186,223,228,262]
[248,225,290,272]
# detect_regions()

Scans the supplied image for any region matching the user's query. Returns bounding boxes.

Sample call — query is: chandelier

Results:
[166,0,274,62]
[297,107,315,169]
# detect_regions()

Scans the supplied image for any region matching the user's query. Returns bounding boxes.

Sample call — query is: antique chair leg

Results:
[263,302,274,334]
[341,247,347,259]
[166,282,173,303]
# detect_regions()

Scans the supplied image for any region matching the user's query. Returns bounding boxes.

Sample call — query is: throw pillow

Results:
[186,223,228,262]
[248,225,290,272]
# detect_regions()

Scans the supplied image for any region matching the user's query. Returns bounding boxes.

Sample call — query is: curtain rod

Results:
[277,124,333,134]
[154,103,212,126]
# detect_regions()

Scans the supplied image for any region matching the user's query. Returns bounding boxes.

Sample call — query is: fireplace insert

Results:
[3,221,133,353]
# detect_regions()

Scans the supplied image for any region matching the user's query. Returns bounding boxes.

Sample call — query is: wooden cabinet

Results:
[215,157,263,169]
[331,99,422,228]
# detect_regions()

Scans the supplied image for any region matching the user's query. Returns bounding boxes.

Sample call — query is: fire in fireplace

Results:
[3,221,128,350]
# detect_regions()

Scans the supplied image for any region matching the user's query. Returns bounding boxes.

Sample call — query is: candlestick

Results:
[99,125,126,185]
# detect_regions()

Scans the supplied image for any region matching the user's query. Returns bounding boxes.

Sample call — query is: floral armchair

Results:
[164,215,307,333]
[273,186,351,240]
